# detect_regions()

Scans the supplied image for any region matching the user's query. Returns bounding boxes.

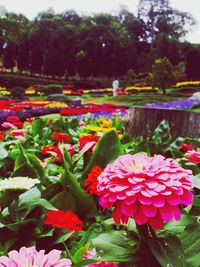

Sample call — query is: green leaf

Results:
[0,218,37,231]
[180,223,200,267]
[151,120,171,153]
[0,145,8,159]
[61,156,97,218]
[71,242,91,263]
[50,191,76,212]
[18,187,41,205]
[51,229,73,245]
[11,144,48,185]
[190,174,200,189]
[18,187,56,210]
[148,234,186,267]
[81,130,124,182]
[163,214,196,234]
[41,182,63,200]
[31,118,46,137]
[91,230,135,262]
[73,258,100,267]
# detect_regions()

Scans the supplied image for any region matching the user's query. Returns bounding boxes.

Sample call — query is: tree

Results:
[17,35,30,71]
[137,0,195,42]
[185,47,200,80]
[149,57,176,94]
[153,33,180,65]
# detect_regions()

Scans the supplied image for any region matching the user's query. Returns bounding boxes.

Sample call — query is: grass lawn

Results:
[81,93,184,107]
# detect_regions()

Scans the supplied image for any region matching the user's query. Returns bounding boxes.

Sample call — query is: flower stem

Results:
[136,224,149,241]
[63,242,74,262]
[148,224,158,241]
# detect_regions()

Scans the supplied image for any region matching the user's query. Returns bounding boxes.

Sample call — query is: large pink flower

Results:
[97,154,193,229]
[0,246,72,267]
[185,150,200,165]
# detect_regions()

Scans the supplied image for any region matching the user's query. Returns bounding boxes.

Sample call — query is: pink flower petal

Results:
[138,194,152,205]
[180,190,193,205]
[171,205,181,221]
[121,204,134,216]
[142,205,157,217]
[133,209,148,225]
[167,194,180,205]
[148,212,164,230]
[152,196,165,207]
[113,203,122,224]
[159,205,173,222]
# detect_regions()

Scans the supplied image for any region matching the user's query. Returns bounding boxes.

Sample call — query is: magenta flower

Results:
[97,154,193,229]
[84,248,118,267]
[185,150,200,165]
[0,246,72,267]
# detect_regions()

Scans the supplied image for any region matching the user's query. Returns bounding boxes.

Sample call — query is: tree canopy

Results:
[0,2,198,79]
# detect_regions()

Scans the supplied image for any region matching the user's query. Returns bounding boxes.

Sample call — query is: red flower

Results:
[6,116,20,123]
[185,150,200,165]
[84,165,103,195]
[13,121,24,129]
[67,144,75,155]
[0,134,4,141]
[79,134,99,151]
[44,210,83,231]
[179,143,193,153]
[26,118,34,123]
[48,120,53,125]
[53,132,70,143]
[41,145,63,162]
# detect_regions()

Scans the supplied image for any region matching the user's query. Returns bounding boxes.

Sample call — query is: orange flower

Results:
[84,165,103,195]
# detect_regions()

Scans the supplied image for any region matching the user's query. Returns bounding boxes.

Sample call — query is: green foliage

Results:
[149,57,176,94]
[11,144,48,185]
[123,69,136,86]
[10,86,25,98]
[59,152,97,218]
[0,2,194,78]
[151,120,172,154]
[179,223,200,267]
[148,234,186,267]
[45,84,63,95]
[91,230,136,263]
[81,130,124,182]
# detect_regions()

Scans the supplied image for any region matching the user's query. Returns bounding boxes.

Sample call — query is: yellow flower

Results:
[85,125,117,133]
[46,102,68,108]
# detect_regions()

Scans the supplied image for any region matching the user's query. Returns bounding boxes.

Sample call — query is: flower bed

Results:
[0,99,128,126]
[145,95,200,109]
[0,107,199,266]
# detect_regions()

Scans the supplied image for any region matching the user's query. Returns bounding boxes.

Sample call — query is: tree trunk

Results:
[125,106,200,140]
[162,87,166,95]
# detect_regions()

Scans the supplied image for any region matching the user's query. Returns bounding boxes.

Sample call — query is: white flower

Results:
[0,177,40,191]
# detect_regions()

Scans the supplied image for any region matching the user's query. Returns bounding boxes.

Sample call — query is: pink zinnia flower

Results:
[84,248,118,267]
[97,154,193,229]
[79,121,85,127]
[185,150,200,165]
[0,246,72,267]
[11,130,25,140]
[1,122,17,129]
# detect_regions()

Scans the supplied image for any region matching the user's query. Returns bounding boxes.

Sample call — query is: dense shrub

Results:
[45,84,63,95]
[10,86,25,98]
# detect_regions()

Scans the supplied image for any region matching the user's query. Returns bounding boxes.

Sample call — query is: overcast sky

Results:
[0,0,199,43]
